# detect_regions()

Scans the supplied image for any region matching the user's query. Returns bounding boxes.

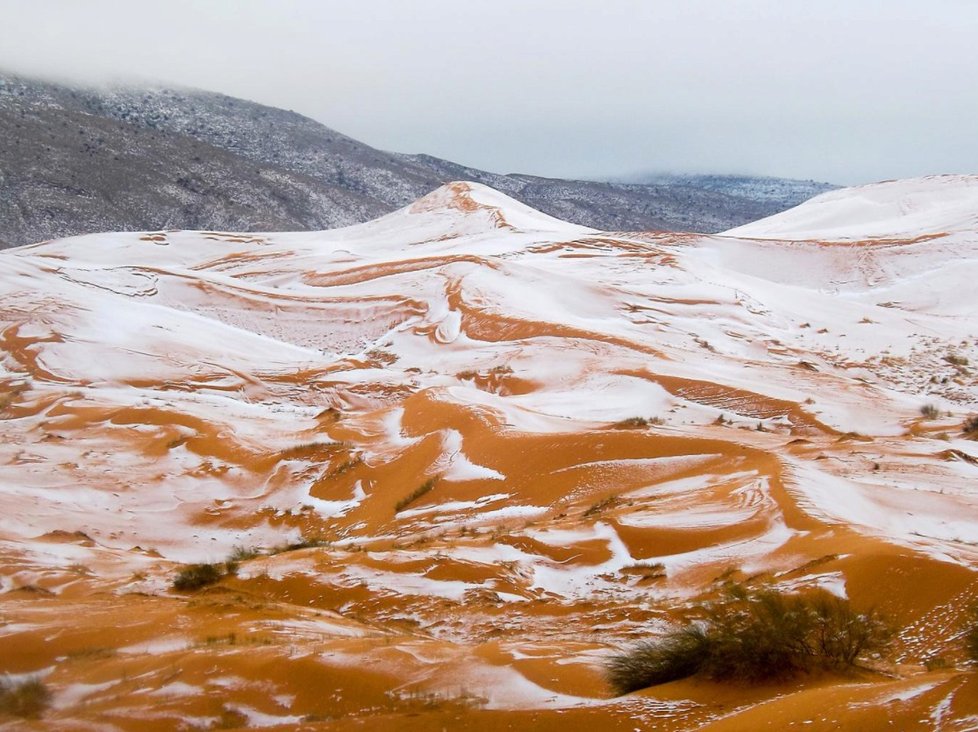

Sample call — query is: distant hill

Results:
[621,173,837,210]
[0,71,835,247]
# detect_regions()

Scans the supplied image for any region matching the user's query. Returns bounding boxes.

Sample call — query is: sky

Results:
[1,0,977,185]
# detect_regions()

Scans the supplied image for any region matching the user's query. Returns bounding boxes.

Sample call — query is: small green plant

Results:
[606,586,891,694]
[0,677,52,718]
[172,563,225,591]
[920,404,941,420]
[395,478,437,512]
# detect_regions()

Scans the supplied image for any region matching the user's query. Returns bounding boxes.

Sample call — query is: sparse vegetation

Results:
[966,606,978,663]
[228,545,260,562]
[395,478,437,513]
[326,456,363,479]
[945,352,969,367]
[606,586,891,694]
[963,414,978,438]
[276,441,339,459]
[172,562,227,591]
[613,417,651,429]
[0,677,52,718]
[269,536,328,555]
[620,562,666,581]
[920,404,941,420]
[584,494,619,517]
[611,416,665,430]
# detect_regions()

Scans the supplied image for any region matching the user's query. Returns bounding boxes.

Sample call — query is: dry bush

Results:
[965,606,978,663]
[606,586,891,694]
[395,478,436,512]
[963,414,978,438]
[172,563,225,591]
[0,677,51,718]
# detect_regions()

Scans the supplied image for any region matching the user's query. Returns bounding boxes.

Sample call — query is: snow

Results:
[2,174,978,639]
[724,174,978,240]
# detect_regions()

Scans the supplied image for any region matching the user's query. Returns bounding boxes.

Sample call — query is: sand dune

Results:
[1,179,977,728]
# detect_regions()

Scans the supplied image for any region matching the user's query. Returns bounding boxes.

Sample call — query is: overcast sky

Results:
[2,0,976,185]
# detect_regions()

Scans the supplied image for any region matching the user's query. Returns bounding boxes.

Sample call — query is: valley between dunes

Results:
[2,177,978,730]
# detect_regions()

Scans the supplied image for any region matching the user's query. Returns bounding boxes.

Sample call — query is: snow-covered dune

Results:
[724,174,978,240]
[1,179,977,730]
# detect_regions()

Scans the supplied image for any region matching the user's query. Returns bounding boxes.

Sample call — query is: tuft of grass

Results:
[608,628,710,693]
[66,646,116,661]
[945,353,969,367]
[172,563,226,591]
[228,545,260,562]
[277,441,338,459]
[606,586,891,694]
[620,563,667,581]
[326,456,363,479]
[0,677,52,718]
[963,414,978,438]
[583,494,619,518]
[612,417,649,429]
[269,536,328,555]
[966,606,978,663]
[395,478,437,513]
[920,404,941,420]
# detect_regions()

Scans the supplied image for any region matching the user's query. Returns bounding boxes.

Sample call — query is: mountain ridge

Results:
[0,70,834,248]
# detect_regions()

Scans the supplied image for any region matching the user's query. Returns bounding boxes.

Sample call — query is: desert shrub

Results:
[269,536,328,555]
[607,627,711,693]
[172,563,224,591]
[965,606,978,663]
[395,478,436,512]
[606,586,891,694]
[0,677,51,718]
[920,404,940,420]
[613,417,649,429]
[583,494,619,517]
[228,545,260,562]
[963,414,978,437]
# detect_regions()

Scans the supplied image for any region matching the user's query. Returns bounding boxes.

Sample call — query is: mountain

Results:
[630,172,837,209]
[1,177,977,728]
[0,71,833,248]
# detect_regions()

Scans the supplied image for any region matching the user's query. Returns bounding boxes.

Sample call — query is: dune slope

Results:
[1,179,977,729]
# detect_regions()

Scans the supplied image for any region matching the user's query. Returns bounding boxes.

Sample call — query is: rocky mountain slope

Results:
[0,71,833,248]
[633,172,837,209]
[0,176,977,729]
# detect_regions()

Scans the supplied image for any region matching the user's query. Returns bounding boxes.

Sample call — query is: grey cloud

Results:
[1,0,976,184]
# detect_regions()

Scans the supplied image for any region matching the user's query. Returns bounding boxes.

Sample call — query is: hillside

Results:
[0,71,831,248]
[0,177,977,728]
